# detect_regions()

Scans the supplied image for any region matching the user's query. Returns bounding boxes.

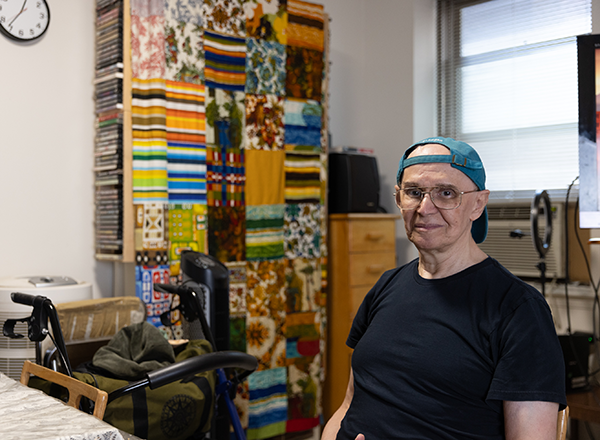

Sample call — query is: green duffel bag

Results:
[73,334,217,440]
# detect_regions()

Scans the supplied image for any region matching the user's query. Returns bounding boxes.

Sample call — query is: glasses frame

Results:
[393,186,480,211]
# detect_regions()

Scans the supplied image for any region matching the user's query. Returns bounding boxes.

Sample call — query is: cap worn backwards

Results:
[396,137,488,244]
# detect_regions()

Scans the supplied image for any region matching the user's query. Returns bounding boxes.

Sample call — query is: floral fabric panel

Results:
[246,260,286,369]
[205,88,246,206]
[131,0,166,79]
[284,258,320,313]
[202,0,246,37]
[245,150,285,206]
[164,4,205,84]
[204,30,247,92]
[284,152,321,204]
[286,0,324,51]
[245,94,285,151]
[132,79,168,203]
[165,81,207,204]
[246,204,285,261]
[285,311,321,431]
[245,38,286,96]
[165,0,203,25]
[284,203,321,259]
[284,98,322,147]
[245,0,288,44]
[207,206,246,262]
[168,204,207,276]
[285,46,324,102]
[247,367,288,439]
[227,260,248,314]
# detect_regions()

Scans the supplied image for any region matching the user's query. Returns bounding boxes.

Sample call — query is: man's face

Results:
[397,144,488,254]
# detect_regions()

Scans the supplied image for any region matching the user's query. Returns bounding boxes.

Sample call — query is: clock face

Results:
[0,0,50,42]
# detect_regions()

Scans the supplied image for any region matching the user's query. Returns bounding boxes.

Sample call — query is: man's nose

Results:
[416,192,438,212]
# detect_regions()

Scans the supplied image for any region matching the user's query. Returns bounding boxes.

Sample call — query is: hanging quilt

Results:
[123,2,329,438]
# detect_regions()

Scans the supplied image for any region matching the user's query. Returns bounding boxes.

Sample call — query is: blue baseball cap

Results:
[396,137,488,244]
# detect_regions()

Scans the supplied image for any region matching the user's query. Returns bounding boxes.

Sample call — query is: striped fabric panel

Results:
[285,152,321,203]
[166,80,207,204]
[132,78,168,202]
[248,367,288,430]
[246,205,285,261]
[286,0,324,51]
[204,30,246,92]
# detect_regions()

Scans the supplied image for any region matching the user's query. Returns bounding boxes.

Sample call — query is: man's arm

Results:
[321,369,356,440]
[503,400,559,440]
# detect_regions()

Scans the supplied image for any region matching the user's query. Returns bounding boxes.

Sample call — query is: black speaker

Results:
[328,152,380,213]
[559,333,591,392]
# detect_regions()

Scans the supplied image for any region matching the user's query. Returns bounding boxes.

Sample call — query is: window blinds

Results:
[437,0,591,193]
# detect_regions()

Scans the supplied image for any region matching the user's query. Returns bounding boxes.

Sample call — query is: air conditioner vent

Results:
[487,205,532,220]
[479,203,565,279]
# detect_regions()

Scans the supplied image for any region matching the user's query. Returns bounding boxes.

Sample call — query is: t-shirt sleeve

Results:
[487,295,567,407]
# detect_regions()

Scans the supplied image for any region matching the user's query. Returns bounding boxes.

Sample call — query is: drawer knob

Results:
[366,264,384,273]
[365,232,384,241]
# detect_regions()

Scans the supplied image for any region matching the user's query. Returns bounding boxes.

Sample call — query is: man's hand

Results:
[355,434,365,440]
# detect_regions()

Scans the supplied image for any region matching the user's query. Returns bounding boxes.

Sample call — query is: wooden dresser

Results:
[323,213,401,421]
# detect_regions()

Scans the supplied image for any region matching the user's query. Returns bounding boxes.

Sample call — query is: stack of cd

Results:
[94,0,123,259]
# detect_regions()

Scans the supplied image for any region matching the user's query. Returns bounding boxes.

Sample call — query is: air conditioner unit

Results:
[478,203,565,279]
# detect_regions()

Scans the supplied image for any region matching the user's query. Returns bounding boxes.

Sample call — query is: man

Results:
[322,137,566,440]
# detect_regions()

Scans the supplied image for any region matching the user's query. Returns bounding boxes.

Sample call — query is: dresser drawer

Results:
[350,285,370,320]
[348,219,396,253]
[348,251,396,287]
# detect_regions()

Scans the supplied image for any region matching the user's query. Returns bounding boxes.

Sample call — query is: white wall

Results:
[0,0,433,297]
[0,1,114,297]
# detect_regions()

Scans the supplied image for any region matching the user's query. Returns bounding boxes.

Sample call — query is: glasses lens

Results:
[398,188,422,210]
[431,187,460,209]
[397,187,461,210]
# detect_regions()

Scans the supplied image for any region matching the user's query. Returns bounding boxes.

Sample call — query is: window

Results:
[437,0,591,193]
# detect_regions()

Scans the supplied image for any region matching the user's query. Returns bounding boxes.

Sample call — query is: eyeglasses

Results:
[393,186,480,211]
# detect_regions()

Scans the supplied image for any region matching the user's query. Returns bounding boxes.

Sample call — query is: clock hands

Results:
[8,0,28,28]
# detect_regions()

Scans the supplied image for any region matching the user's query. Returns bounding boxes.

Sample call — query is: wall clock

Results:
[0,0,50,42]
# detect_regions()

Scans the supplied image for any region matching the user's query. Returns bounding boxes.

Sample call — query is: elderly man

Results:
[322,137,566,440]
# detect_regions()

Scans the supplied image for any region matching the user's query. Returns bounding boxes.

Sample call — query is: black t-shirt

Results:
[337,257,566,440]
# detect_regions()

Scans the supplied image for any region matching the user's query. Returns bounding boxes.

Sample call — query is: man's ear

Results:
[470,189,490,221]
